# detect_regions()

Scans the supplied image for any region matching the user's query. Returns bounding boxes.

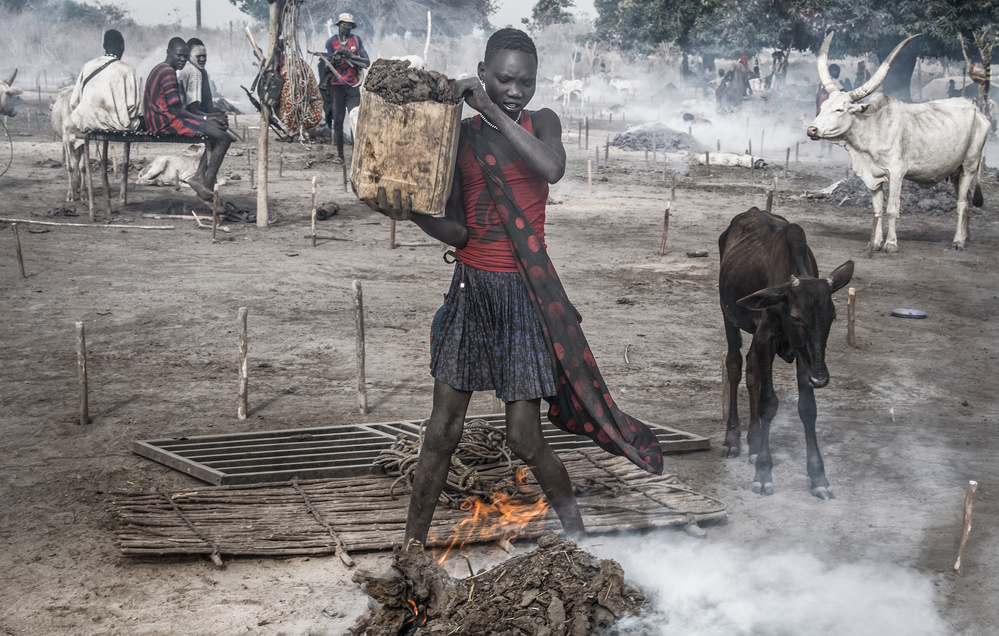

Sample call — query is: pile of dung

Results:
[806,174,964,215]
[364,59,459,105]
[612,122,706,153]
[349,534,650,636]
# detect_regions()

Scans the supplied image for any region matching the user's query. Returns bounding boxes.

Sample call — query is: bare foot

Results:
[187,176,214,201]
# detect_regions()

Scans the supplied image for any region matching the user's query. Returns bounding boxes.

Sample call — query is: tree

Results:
[0,0,132,25]
[228,0,496,37]
[531,0,574,29]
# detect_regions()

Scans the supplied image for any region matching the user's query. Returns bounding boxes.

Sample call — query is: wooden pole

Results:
[110,144,118,177]
[84,139,95,222]
[211,183,219,243]
[705,151,710,176]
[760,129,765,157]
[671,171,676,201]
[847,287,857,348]
[12,223,26,278]
[662,157,667,182]
[595,146,599,171]
[353,280,368,415]
[238,307,248,420]
[584,116,589,149]
[795,141,799,164]
[748,139,752,155]
[605,135,609,161]
[249,168,255,189]
[389,220,396,249]
[342,163,349,193]
[311,176,317,248]
[784,147,790,176]
[658,202,671,255]
[717,139,721,152]
[76,321,89,425]
[577,122,582,148]
[765,188,774,213]
[954,480,979,573]
[279,146,284,178]
[587,159,592,192]
[256,0,283,228]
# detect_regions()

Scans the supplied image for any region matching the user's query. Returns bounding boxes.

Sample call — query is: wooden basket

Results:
[349,91,462,215]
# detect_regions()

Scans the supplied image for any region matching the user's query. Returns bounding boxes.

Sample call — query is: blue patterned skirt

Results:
[430,263,557,403]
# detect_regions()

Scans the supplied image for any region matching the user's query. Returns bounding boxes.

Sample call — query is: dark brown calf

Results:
[718,208,853,499]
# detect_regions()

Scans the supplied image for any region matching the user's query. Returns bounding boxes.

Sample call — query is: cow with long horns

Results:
[806,33,989,252]
[0,69,24,117]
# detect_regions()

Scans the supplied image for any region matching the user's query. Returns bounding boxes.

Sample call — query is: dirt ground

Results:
[1,93,997,635]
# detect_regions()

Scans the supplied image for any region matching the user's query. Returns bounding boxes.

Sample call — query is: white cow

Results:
[0,68,24,117]
[51,87,85,201]
[609,76,639,101]
[807,33,989,252]
[552,75,584,109]
[137,145,205,187]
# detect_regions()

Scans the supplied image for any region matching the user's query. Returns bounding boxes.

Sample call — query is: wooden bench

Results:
[83,130,208,220]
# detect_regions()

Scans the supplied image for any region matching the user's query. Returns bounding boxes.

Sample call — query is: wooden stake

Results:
[249,168,255,189]
[311,176,317,248]
[662,158,667,182]
[595,146,599,171]
[353,280,368,415]
[389,220,396,249]
[76,321,89,425]
[671,171,676,201]
[765,188,774,213]
[705,151,710,176]
[717,139,721,152]
[605,135,609,161]
[577,122,581,148]
[342,162,349,193]
[279,146,284,178]
[846,287,857,347]
[760,129,765,157]
[748,139,752,155]
[658,202,671,255]
[785,147,790,175]
[584,116,589,149]
[954,480,979,574]
[237,307,248,420]
[587,159,592,192]
[795,141,799,164]
[211,183,219,243]
[12,223,26,278]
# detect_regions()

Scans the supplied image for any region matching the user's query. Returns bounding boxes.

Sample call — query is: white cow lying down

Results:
[137,146,204,187]
[694,152,766,169]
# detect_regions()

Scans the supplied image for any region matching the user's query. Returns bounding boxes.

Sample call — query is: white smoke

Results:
[593,534,949,636]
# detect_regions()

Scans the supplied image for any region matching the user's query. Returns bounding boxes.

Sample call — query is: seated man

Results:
[177,37,219,118]
[144,37,230,200]
[70,29,141,132]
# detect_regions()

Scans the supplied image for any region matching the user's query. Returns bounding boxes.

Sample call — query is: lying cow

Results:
[137,145,205,187]
[719,207,854,499]
[695,152,765,169]
[807,33,989,252]
[0,68,24,117]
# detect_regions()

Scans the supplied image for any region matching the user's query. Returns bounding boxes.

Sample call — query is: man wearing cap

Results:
[322,12,369,164]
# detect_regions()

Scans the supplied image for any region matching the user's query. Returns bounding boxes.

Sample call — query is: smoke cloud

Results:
[594,534,948,636]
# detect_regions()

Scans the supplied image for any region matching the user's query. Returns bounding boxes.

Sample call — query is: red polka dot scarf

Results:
[465,117,664,475]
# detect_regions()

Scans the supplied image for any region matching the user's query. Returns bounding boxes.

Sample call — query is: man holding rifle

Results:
[320,12,370,164]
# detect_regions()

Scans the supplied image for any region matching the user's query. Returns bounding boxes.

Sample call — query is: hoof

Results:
[811,486,835,500]
[751,481,774,496]
[952,242,966,251]
[721,445,740,458]
[882,243,898,254]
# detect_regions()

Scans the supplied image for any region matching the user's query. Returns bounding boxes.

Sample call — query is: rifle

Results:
[240,85,292,141]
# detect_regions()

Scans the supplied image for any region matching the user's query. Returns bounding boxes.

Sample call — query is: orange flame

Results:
[432,467,550,563]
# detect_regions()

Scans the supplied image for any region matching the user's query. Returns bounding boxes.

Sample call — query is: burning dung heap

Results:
[806,174,960,215]
[350,534,649,636]
[364,59,459,105]
[611,122,706,153]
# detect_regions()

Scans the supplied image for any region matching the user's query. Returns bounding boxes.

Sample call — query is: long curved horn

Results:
[816,32,840,95]
[2,68,16,86]
[848,34,921,102]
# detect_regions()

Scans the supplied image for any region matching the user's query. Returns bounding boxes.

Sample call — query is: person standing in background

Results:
[321,12,370,165]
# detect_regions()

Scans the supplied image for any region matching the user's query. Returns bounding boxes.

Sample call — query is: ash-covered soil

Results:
[0,92,997,635]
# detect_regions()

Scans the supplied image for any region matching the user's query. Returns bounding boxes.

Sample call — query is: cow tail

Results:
[973,182,984,207]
